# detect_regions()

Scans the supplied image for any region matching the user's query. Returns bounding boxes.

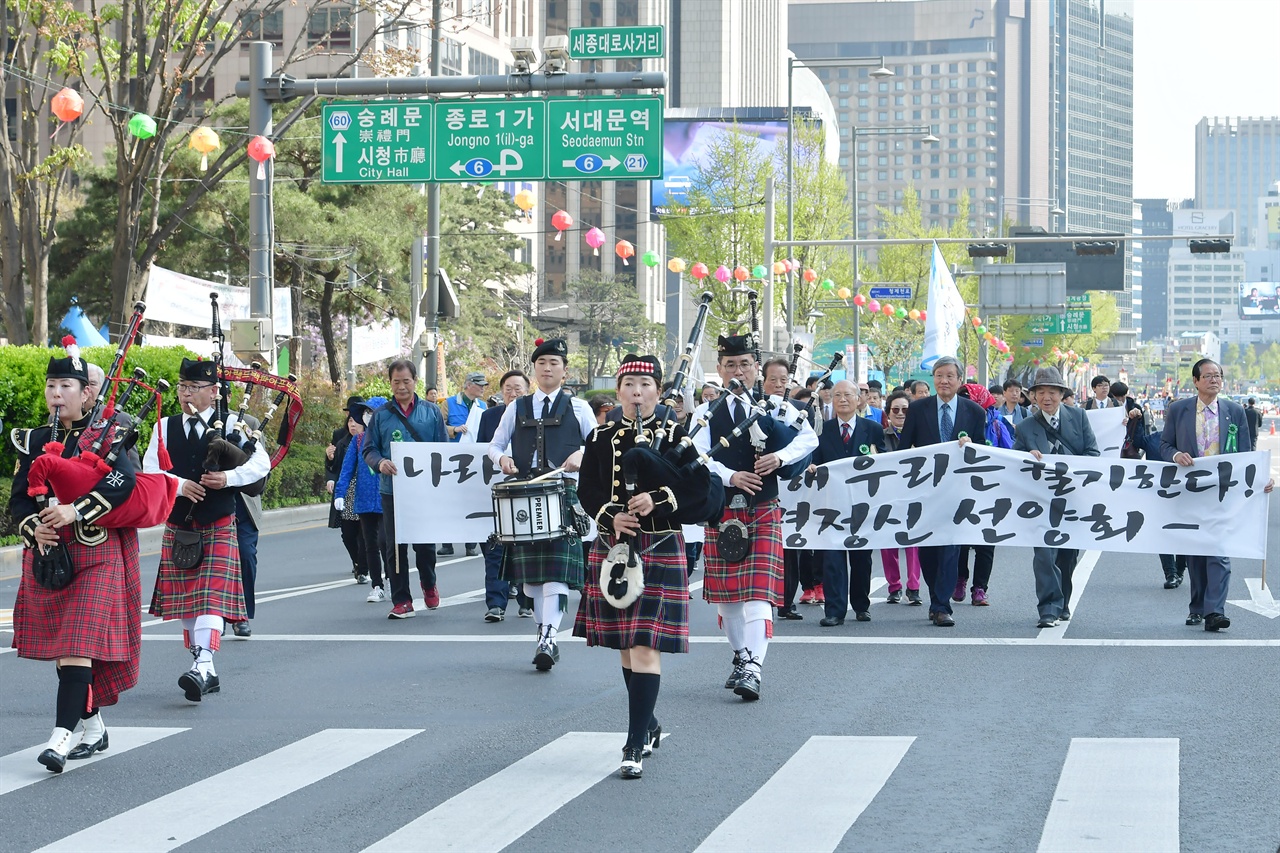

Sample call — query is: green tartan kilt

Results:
[500,483,586,590]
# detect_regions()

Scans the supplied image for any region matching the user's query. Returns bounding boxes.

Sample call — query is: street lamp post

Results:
[998,195,1065,237]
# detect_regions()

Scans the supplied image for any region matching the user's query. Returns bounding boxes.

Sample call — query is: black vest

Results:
[510,392,584,477]
[165,416,237,524]
[710,396,785,503]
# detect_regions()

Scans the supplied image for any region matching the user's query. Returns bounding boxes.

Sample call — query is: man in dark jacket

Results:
[477,370,531,621]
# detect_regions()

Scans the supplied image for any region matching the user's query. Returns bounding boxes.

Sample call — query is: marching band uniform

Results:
[9,350,143,771]
[573,355,692,778]
[487,338,595,670]
[692,335,817,701]
[143,358,270,701]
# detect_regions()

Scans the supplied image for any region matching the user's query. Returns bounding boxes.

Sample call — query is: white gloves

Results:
[334,497,345,512]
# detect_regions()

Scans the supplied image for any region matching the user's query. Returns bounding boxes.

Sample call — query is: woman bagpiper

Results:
[9,345,142,771]
[573,354,694,780]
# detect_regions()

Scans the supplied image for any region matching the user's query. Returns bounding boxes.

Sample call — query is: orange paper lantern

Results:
[51,88,84,123]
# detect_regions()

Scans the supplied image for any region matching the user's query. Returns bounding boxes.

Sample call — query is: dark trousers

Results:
[236,501,259,620]
[1186,554,1231,616]
[339,517,362,573]
[957,544,995,591]
[782,549,803,611]
[918,544,959,615]
[822,549,874,618]
[380,493,437,606]
[1032,547,1079,618]
[685,541,702,577]
[358,513,385,588]
[1159,554,1187,578]
[483,541,508,609]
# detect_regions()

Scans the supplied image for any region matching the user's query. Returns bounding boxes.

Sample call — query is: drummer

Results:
[573,355,692,779]
[486,338,596,671]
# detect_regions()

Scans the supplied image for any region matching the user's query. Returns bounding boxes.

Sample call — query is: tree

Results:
[562,271,663,381]
[1261,342,1280,384]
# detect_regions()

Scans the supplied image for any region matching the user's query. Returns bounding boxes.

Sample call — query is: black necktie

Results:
[541,396,551,419]
[187,418,199,443]
[733,399,744,425]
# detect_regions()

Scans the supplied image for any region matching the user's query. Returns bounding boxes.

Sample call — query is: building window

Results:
[469,48,499,75]
[175,77,214,115]
[241,9,284,47]
[309,4,353,50]
[441,37,463,75]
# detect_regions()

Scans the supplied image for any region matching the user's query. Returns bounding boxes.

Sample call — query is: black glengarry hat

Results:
[47,335,89,382]
[716,334,753,358]
[530,337,569,363]
[179,357,218,384]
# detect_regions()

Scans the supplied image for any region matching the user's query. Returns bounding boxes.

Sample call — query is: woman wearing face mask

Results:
[9,340,143,772]
[877,390,923,606]
[335,397,389,603]
[573,355,691,781]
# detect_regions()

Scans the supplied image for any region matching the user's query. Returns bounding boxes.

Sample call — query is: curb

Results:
[1,503,329,574]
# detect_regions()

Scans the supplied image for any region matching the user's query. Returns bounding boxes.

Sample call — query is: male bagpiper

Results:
[487,338,597,670]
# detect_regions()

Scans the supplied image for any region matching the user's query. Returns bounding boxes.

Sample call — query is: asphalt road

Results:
[1,434,1277,853]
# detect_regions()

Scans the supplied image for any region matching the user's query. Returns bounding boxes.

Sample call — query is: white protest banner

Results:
[146,264,294,336]
[390,442,501,543]
[1084,407,1127,457]
[351,318,402,366]
[779,444,1270,559]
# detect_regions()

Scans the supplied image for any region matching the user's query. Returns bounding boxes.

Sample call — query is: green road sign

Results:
[433,100,547,182]
[1030,309,1092,335]
[568,26,665,60]
[1066,294,1091,305]
[322,101,432,184]
[547,95,663,181]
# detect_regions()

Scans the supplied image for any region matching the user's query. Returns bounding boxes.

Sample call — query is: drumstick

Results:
[527,466,567,483]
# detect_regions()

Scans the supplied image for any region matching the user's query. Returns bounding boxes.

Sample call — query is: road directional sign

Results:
[568,26,664,60]
[1029,309,1092,335]
[547,95,663,180]
[869,286,912,301]
[322,101,431,184]
[433,100,546,182]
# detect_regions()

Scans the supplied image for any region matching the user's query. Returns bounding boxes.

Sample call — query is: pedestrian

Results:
[908,379,931,400]
[810,380,886,626]
[788,386,825,608]
[1108,380,1148,460]
[9,345,146,770]
[336,397,388,603]
[1013,366,1100,628]
[1244,396,1262,449]
[1083,375,1111,409]
[998,378,1030,425]
[361,359,448,619]
[856,381,883,424]
[953,383,1012,606]
[762,358,806,621]
[1161,359,1274,630]
[487,338,595,670]
[477,371,533,621]
[229,412,264,639]
[143,358,271,701]
[879,390,922,605]
[700,383,720,404]
[692,334,817,700]
[441,372,488,557]
[326,396,366,583]
[574,354,700,780]
[589,394,617,425]
[896,356,986,627]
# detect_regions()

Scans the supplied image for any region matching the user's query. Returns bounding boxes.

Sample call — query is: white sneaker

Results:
[366,586,386,603]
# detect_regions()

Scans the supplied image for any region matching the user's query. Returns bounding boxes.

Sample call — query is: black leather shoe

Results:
[533,641,559,671]
[1037,616,1059,629]
[205,673,221,694]
[438,544,455,556]
[819,616,844,627]
[620,745,643,779]
[1204,613,1230,632]
[1186,613,1203,626]
[68,729,109,760]
[725,654,744,689]
[931,611,956,627]
[38,748,67,773]
[1163,574,1178,589]
[778,608,804,620]
[886,590,902,604]
[734,672,761,701]
[465,545,480,557]
[179,668,207,702]
[232,621,251,638]
[1059,607,1071,622]
[855,611,871,622]
[1174,572,1185,587]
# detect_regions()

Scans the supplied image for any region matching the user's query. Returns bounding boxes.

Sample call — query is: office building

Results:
[1166,249,1244,339]
[1134,198,1173,340]
[1195,117,1280,248]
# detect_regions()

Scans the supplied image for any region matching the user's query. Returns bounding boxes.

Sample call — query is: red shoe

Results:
[798,589,815,605]
[423,586,440,609]
[388,601,416,619]
[814,588,825,604]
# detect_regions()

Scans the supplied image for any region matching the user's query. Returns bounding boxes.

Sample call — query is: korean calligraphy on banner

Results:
[391,442,503,544]
[779,444,1271,559]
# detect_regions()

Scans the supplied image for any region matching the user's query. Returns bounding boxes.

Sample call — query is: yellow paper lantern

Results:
[772,261,787,276]
[668,257,686,274]
[188,127,221,171]
[836,286,851,300]
[514,189,535,212]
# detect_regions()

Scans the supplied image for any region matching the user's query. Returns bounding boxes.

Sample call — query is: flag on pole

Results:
[920,241,966,371]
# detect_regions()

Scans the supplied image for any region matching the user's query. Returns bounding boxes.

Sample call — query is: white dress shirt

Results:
[143,407,272,496]
[485,388,597,481]
[689,395,818,486]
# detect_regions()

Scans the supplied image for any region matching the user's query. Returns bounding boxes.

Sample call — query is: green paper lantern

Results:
[977,325,988,335]
[128,113,157,139]
[895,306,907,318]
[821,278,835,291]
[751,264,767,279]
[641,250,660,268]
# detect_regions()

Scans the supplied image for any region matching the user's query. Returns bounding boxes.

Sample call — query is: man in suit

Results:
[809,381,886,626]
[1083,375,1111,409]
[896,355,986,626]
[1161,359,1274,631]
[1013,367,1100,628]
[476,370,532,621]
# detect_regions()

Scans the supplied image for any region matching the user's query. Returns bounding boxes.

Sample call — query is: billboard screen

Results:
[1009,227,1126,293]
[653,117,789,215]
[1172,209,1235,237]
[1240,282,1280,319]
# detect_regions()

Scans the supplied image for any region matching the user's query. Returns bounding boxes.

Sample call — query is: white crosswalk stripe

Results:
[1037,737,1180,853]
[0,727,188,796]
[694,736,915,853]
[364,731,629,853]
[33,728,420,853]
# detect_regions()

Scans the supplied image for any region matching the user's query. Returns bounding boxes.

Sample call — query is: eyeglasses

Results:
[888,406,909,414]
[1197,373,1223,381]
[177,383,214,393]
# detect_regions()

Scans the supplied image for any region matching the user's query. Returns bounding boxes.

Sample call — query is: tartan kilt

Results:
[149,516,246,622]
[11,528,142,707]
[500,484,585,590]
[573,530,689,654]
[702,500,784,606]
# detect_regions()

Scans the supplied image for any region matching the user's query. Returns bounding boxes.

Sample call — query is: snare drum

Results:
[492,478,570,543]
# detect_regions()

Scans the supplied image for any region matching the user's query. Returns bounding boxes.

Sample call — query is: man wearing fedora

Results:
[1013,366,1100,628]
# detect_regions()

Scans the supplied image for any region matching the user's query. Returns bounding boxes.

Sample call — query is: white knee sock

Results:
[744,618,769,670]
[526,583,545,624]
[542,582,569,636]
[192,615,224,676]
[717,602,747,652]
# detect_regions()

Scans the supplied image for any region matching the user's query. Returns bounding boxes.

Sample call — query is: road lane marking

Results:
[0,728,188,796]
[694,736,914,853]
[35,728,420,853]
[131,634,1280,647]
[364,731,631,853]
[1037,737,1179,853]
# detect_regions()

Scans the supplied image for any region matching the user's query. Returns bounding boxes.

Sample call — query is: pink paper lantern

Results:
[867,299,880,313]
[714,264,731,284]
[585,226,605,255]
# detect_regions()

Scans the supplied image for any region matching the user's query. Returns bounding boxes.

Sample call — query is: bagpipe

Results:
[26,302,179,530]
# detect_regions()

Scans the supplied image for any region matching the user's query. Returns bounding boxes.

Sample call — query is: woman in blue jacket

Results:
[336,397,388,602]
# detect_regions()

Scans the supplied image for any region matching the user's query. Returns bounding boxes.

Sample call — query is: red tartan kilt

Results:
[572,531,689,654]
[702,500,784,606]
[149,517,246,622]
[11,529,142,707]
